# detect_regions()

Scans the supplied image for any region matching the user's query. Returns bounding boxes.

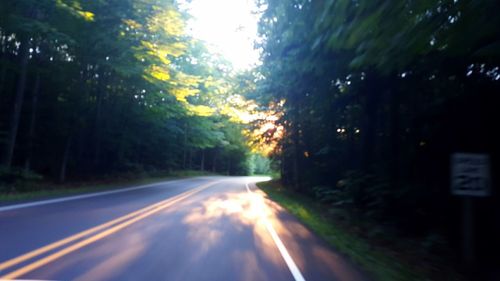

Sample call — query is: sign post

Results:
[450,153,491,269]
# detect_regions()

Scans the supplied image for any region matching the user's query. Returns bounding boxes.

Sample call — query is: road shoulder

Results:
[256,180,465,281]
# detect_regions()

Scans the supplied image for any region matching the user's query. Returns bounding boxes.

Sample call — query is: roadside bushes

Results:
[0,166,43,193]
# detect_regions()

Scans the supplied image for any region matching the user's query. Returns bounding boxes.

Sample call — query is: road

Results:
[0,177,369,281]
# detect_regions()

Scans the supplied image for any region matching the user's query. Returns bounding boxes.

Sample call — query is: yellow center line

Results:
[0,180,219,280]
[1,194,172,271]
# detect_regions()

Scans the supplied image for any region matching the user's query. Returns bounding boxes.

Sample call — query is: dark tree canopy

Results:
[254,0,500,267]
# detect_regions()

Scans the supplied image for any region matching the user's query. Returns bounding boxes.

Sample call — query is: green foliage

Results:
[0,166,43,192]
[314,171,391,219]
[0,169,215,203]
[255,0,500,272]
[258,180,444,281]
[247,153,272,175]
[0,0,254,188]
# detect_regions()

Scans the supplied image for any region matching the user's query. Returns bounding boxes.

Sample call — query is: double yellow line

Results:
[0,180,219,280]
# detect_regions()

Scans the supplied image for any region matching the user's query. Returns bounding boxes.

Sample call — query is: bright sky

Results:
[183,0,261,70]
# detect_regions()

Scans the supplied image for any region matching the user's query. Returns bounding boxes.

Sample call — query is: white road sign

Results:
[451,153,491,197]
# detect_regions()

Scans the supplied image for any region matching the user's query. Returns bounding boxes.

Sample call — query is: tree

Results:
[254,0,500,261]
[0,0,255,184]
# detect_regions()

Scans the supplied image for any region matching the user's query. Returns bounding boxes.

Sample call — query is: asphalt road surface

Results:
[0,177,369,281]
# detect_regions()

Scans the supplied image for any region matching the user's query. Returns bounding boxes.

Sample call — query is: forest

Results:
[1,0,499,278]
[253,0,500,275]
[0,0,268,187]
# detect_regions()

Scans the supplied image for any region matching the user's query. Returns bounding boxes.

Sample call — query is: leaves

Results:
[255,0,500,254]
[0,0,256,178]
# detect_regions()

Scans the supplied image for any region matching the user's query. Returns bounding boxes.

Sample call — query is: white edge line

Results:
[2,279,58,281]
[245,182,306,281]
[0,178,194,212]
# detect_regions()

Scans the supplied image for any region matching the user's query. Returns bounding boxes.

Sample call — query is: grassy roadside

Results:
[257,180,464,281]
[0,170,216,204]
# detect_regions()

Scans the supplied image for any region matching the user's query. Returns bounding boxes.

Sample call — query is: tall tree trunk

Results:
[361,73,381,172]
[280,153,286,183]
[2,39,30,168]
[76,126,85,165]
[59,135,73,183]
[183,123,188,169]
[389,89,400,189]
[188,149,193,169]
[291,105,302,190]
[76,70,90,167]
[24,71,41,172]
[200,150,205,171]
[93,73,106,167]
[292,142,300,189]
[0,36,7,97]
[0,61,7,97]
[212,150,217,172]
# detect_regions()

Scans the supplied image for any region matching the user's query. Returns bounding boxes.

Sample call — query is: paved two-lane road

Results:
[0,177,369,281]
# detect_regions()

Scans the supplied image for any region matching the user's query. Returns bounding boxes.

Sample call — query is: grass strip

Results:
[257,180,437,281]
[0,170,216,204]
